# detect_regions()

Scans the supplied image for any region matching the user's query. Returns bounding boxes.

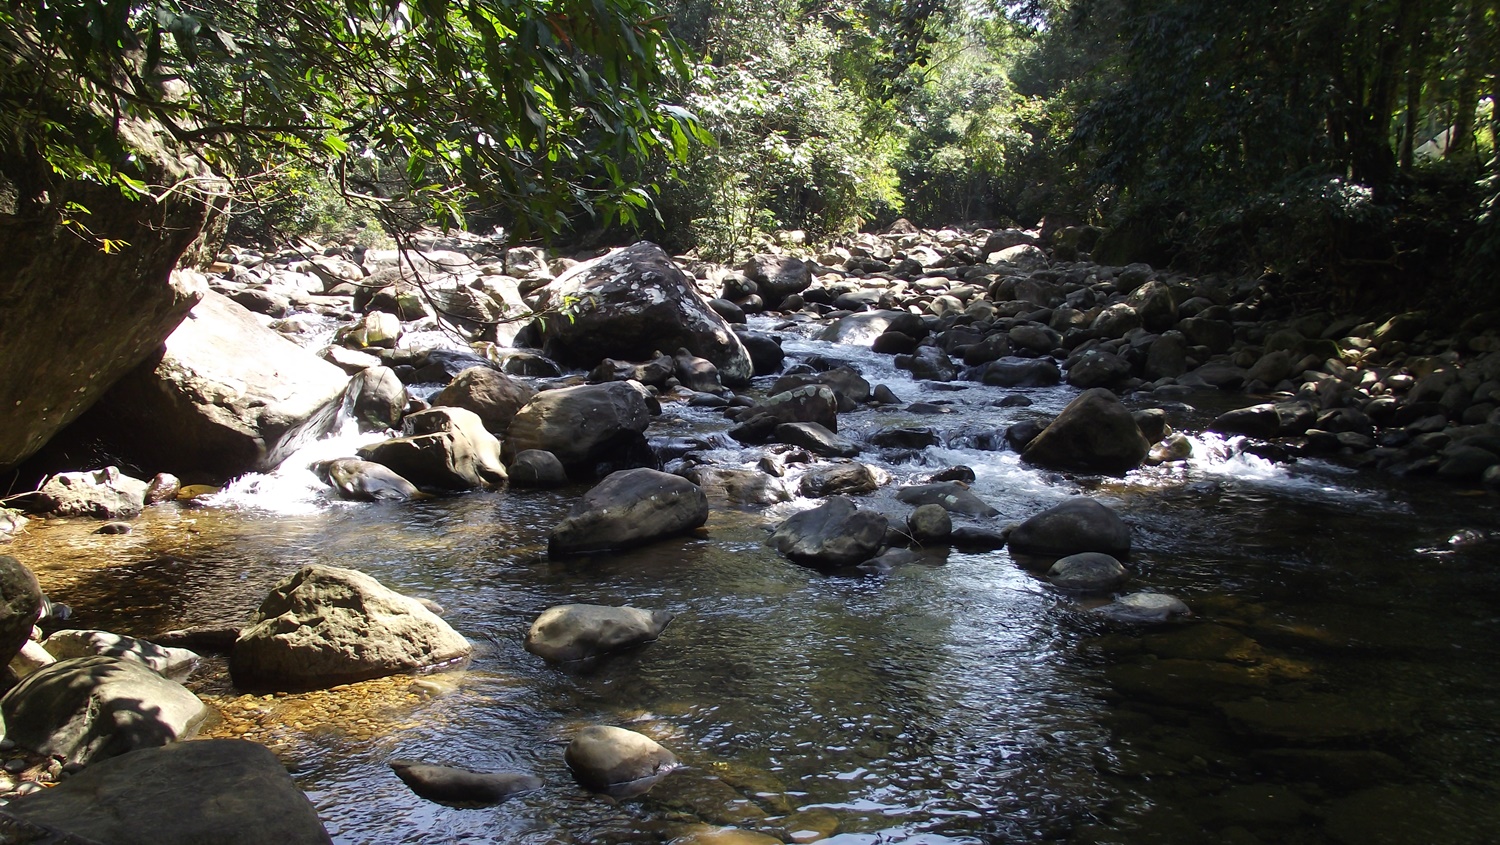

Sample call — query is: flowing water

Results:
[9,319,1500,844]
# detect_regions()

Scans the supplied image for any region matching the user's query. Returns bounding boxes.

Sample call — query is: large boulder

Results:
[0,101,214,475]
[565,725,678,798]
[0,656,208,765]
[769,496,888,568]
[732,385,840,439]
[818,310,923,346]
[83,292,350,482]
[524,604,675,661]
[504,381,653,474]
[28,466,146,519]
[342,365,406,432]
[42,630,199,681]
[356,406,506,491]
[526,242,753,386]
[1022,388,1150,474]
[680,466,791,506]
[0,739,333,845]
[432,366,536,434]
[549,468,708,556]
[1007,498,1131,559]
[230,564,472,690]
[0,555,42,667]
[742,254,813,303]
[310,458,421,502]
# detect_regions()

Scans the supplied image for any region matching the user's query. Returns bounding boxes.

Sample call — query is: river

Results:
[9,317,1500,844]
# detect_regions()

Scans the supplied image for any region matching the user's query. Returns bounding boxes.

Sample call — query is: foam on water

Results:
[201,414,389,516]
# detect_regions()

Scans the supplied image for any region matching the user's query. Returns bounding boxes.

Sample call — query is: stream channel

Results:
[10,316,1500,845]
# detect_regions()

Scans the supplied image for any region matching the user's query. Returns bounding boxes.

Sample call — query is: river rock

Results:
[0,656,207,765]
[0,555,42,666]
[0,739,333,845]
[524,604,675,661]
[1210,403,1281,438]
[311,458,421,502]
[895,482,1000,517]
[1007,497,1131,558]
[733,329,785,375]
[84,291,349,481]
[0,508,26,543]
[769,496,888,567]
[42,630,199,681]
[565,725,678,797]
[774,422,860,458]
[896,346,958,382]
[507,449,568,487]
[504,380,653,474]
[1094,592,1191,623]
[681,466,791,506]
[797,462,887,498]
[34,467,149,519]
[548,468,708,556]
[906,504,952,544]
[737,385,840,433]
[1066,349,1132,389]
[389,760,542,805]
[1046,552,1128,592]
[818,310,921,345]
[357,406,506,491]
[1022,388,1151,474]
[771,366,871,410]
[230,564,472,690]
[527,242,753,386]
[342,365,406,432]
[973,357,1062,387]
[433,366,536,433]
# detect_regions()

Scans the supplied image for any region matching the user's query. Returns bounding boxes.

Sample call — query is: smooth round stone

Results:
[907,504,952,544]
[564,725,677,798]
[1094,591,1190,623]
[1047,552,1128,592]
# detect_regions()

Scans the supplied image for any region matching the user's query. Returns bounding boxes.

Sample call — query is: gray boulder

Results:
[1094,592,1191,623]
[0,656,207,765]
[974,357,1062,387]
[0,739,333,845]
[35,467,148,519]
[527,242,753,386]
[311,458,421,502]
[1046,553,1129,592]
[681,466,791,506]
[774,422,860,458]
[565,725,678,798]
[341,365,406,432]
[356,406,506,491]
[769,496,888,567]
[818,310,921,345]
[42,630,199,681]
[389,760,541,805]
[524,604,675,661]
[1007,498,1131,559]
[770,366,871,409]
[0,555,42,666]
[505,381,652,473]
[742,254,813,302]
[549,469,708,556]
[433,366,536,434]
[896,346,958,382]
[1066,349,1133,389]
[85,291,349,481]
[906,504,952,544]
[1022,388,1150,474]
[507,449,568,488]
[797,462,887,498]
[895,482,999,517]
[735,385,840,434]
[230,564,472,690]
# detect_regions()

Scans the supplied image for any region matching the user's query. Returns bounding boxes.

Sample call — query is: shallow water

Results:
[9,320,1500,844]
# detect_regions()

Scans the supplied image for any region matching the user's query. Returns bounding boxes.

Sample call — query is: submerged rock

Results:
[524,604,675,661]
[565,725,678,798]
[1094,591,1191,624]
[389,760,542,805]
[230,564,472,690]
[1046,552,1128,592]
[548,468,708,556]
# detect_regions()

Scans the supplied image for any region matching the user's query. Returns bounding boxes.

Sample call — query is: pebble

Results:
[3,759,28,774]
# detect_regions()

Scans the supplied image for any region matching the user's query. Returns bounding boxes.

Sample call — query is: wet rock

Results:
[1094,591,1191,623]
[507,449,568,487]
[771,366,871,409]
[774,422,860,458]
[565,725,678,797]
[524,604,674,661]
[769,496,888,567]
[1046,552,1128,592]
[949,525,1010,549]
[343,365,406,432]
[1217,694,1403,745]
[1022,388,1151,474]
[0,555,42,666]
[1211,404,1281,438]
[796,462,886,498]
[681,466,791,506]
[311,458,421,502]
[1140,624,1262,663]
[230,564,472,690]
[42,630,199,681]
[1007,497,1131,558]
[548,468,708,556]
[433,366,536,434]
[736,385,840,434]
[906,504,952,544]
[504,381,653,476]
[528,242,753,386]
[732,329,785,376]
[1249,748,1404,790]
[818,310,921,345]
[868,427,941,449]
[973,357,1062,387]
[895,482,999,517]
[895,346,957,382]
[95,520,132,534]
[356,406,506,491]
[0,739,333,845]
[35,467,148,519]
[674,349,726,394]
[0,656,207,765]
[1065,349,1132,389]
[389,760,542,805]
[742,254,812,303]
[669,827,782,845]
[143,473,182,505]
[1105,657,1267,708]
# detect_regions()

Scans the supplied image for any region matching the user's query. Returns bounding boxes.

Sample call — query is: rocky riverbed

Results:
[1,222,1498,844]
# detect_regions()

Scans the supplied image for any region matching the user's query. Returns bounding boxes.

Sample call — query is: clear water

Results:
[9,319,1500,844]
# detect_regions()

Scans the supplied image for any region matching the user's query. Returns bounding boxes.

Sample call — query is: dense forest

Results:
[3,0,1497,305]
